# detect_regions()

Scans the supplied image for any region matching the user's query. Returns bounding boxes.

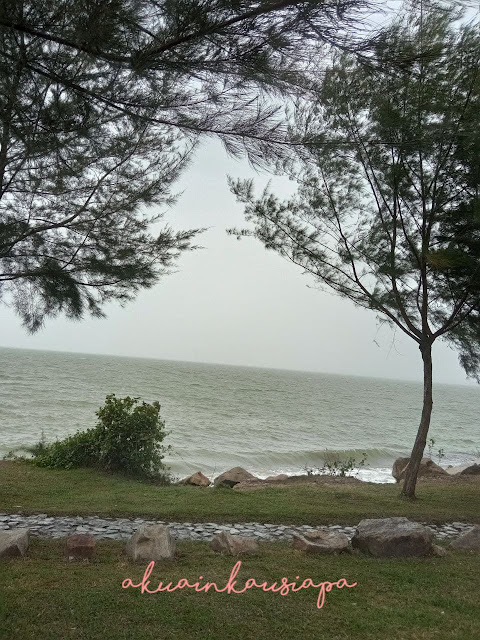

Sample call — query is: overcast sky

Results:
[0,137,476,386]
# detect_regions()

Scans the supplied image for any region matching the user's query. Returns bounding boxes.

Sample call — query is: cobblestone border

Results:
[0,513,475,542]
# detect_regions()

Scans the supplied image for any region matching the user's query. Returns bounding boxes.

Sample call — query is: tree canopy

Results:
[0,0,375,330]
[0,0,375,163]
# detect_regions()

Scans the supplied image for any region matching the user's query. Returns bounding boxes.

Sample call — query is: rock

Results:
[65,533,96,561]
[292,530,350,554]
[432,544,448,557]
[460,464,480,476]
[446,458,480,475]
[211,531,259,555]
[449,526,480,551]
[126,525,176,562]
[392,457,410,482]
[0,529,29,559]
[213,467,256,488]
[264,474,289,481]
[352,517,434,557]
[392,457,448,482]
[177,472,211,487]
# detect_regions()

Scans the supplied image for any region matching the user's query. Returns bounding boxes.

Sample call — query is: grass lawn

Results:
[1,461,479,524]
[1,538,479,640]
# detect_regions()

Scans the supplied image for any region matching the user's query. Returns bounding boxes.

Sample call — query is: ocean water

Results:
[0,347,479,483]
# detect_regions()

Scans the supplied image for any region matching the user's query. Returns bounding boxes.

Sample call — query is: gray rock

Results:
[0,529,29,559]
[211,531,260,555]
[213,467,256,488]
[352,517,434,557]
[176,472,211,487]
[126,525,176,562]
[449,526,480,551]
[292,530,350,554]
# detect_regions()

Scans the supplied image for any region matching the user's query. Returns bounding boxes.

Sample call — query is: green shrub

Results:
[31,394,172,481]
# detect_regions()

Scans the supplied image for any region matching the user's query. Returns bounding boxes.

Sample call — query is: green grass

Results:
[1,461,479,524]
[1,538,479,640]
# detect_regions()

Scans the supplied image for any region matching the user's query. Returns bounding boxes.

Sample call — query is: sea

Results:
[0,347,479,483]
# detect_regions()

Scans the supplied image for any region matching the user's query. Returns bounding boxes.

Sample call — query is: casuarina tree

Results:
[230,3,480,497]
[0,0,376,329]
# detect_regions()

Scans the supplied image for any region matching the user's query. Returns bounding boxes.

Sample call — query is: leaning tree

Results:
[0,0,375,330]
[230,4,480,497]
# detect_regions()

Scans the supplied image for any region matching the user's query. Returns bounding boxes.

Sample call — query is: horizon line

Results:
[0,343,476,389]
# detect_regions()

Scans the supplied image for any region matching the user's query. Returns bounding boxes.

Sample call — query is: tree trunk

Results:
[401,342,433,498]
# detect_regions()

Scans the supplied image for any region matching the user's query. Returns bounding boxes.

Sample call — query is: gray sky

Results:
[0,139,476,386]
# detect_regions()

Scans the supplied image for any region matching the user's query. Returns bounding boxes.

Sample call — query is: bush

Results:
[31,394,172,481]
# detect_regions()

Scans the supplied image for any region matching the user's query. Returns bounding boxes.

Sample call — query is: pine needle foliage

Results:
[230,3,480,496]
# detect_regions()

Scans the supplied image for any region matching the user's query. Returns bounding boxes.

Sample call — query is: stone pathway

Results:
[0,513,475,542]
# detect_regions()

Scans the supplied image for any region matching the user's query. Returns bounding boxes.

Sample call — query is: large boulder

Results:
[0,529,29,559]
[392,457,448,482]
[352,517,435,557]
[461,464,480,476]
[211,531,259,556]
[177,471,211,487]
[449,526,480,551]
[213,466,256,488]
[292,530,349,554]
[65,533,96,561]
[126,525,176,562]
